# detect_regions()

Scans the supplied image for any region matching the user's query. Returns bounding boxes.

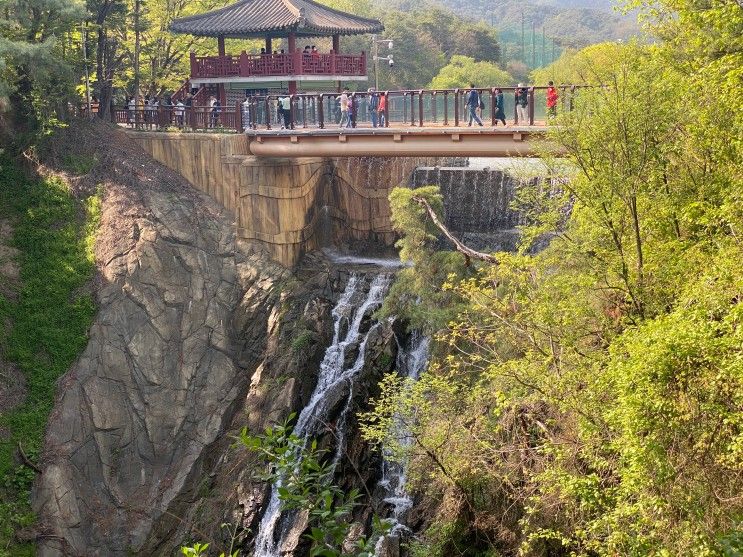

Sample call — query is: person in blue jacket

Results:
[466,84,483,126]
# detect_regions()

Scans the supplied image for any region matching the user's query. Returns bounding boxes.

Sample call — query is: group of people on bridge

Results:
[113,81,563,131]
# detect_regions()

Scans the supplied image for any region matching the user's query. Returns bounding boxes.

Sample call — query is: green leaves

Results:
[429,55,513,89]
[239,416,388,557]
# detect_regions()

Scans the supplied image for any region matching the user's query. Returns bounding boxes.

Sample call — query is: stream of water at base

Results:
[253,273,393,557]
[373,333,431,556]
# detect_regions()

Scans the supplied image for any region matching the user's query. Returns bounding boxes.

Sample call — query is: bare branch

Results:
[412,195,499,266]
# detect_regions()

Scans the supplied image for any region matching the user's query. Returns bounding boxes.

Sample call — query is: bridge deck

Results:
[245,125,551,157]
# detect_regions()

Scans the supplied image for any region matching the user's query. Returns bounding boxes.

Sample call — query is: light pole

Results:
[371,34,394,90]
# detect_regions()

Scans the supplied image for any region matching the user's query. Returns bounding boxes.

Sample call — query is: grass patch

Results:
[291,329,314,354]
[0,157,99,556]
[61,153,98,175]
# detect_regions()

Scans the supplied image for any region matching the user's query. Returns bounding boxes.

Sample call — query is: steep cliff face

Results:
[31,122,293,555]
[31,123,400,556]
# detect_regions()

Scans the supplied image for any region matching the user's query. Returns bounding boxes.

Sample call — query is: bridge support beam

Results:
[245,128,553,158]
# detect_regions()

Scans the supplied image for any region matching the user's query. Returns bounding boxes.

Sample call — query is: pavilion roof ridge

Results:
[280,0,302,20]
[169,0,384,39]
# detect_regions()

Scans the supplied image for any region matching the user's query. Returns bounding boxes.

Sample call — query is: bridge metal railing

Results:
[108,85,586,133]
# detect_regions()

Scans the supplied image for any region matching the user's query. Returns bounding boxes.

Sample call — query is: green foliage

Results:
[365,4,743,555]
[429,55,513,89]
[0,0,85,134]
[371,8,502,90]
[0,158,99,555]
[238,414,389,557]
[61,153,99,175]
[291,329,315,354]
[530,42,630,85]
[381,186,471,331]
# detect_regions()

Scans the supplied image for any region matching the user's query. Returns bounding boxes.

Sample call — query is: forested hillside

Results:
[363,1,743,555]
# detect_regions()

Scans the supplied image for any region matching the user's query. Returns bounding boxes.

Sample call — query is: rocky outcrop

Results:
[32,122,292,556]
[32,122,405,556]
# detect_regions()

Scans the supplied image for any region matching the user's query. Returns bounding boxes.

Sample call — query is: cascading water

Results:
[253,273,393,557]
[374,332,431,556]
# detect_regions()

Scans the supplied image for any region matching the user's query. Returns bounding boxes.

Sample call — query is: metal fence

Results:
[107,85,584,133]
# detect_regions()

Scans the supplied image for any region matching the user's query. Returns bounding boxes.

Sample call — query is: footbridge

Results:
[113,86,579,158]
[119,86,577,266]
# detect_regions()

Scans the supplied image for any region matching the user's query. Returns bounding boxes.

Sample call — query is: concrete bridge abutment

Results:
[129,132,437,267]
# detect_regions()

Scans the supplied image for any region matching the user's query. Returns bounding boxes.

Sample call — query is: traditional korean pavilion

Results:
[170,0,384,102]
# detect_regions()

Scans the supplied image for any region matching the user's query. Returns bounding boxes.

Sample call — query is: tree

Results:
[366,24,742,557]
[428,55,512,89]
[0,0,85,134]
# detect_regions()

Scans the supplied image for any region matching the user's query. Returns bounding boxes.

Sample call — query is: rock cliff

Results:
[31,122,295,555]
[31,123,399,556]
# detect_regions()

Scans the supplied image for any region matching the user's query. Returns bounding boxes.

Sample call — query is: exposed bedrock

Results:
[31,122,294,556]
[32,122,400,556]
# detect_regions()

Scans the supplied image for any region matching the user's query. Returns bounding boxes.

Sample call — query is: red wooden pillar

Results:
[217,35,227,106]
[288,32,297,94]
[332,35,340,91]
[265,36,272,53]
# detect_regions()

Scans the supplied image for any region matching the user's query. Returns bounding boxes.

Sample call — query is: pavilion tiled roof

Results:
[170,0,384,38]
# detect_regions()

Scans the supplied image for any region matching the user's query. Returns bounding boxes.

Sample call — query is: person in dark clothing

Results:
[466,84,483,126]
[494,88,506,125]
[368,88,379,127]
[516,84,529,125]
[211,99,221,128]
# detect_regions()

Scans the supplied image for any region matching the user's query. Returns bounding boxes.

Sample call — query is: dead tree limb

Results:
[412,195,499,266]
[18,442,41,474]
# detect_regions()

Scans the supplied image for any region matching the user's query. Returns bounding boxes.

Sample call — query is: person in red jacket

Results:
[547,81,559,119]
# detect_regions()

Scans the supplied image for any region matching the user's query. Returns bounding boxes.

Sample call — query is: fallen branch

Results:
[18,442,42,474]
[412,195,499,266]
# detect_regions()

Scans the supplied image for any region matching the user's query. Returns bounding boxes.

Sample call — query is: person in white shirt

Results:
[280,95,292,129]
[338,88,351,128]
[175,101,185,128]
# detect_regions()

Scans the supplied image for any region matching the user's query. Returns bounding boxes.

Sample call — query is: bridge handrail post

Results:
[410,92,416,126]
[570,85,576,112]
[443,91,448,126]
[431,91,437,123]
[384,92,389,128]
[490,88,496,126]
[513,88,519,124]
[302,96,307,128]
[318,94,325,129]
[265,96,272,130]
[236,100,243,133]
[289,94,296,130]
[418,90,424,127]
[454,89,460,127]
[529,87,535,125]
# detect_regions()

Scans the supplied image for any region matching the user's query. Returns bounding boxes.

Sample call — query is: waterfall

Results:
[254,273,393,557]
[374,332,431,556]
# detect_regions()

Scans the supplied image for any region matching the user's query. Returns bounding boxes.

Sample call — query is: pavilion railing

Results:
[190,51,367,79]
[108,85,585,133]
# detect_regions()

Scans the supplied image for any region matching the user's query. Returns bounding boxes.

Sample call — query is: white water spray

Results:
[253,273,393,557]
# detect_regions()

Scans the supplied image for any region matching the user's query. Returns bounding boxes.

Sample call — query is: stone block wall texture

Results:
[129,132,437,266]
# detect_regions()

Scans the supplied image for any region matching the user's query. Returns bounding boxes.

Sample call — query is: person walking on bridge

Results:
[466,84,483,127]
[280,95,292,129]
[547,81,559,119]
[494,88,506,126]
[368,88,379,128]
[377,92,387,127]
[516,84,529,125]
[339,88,351,128]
